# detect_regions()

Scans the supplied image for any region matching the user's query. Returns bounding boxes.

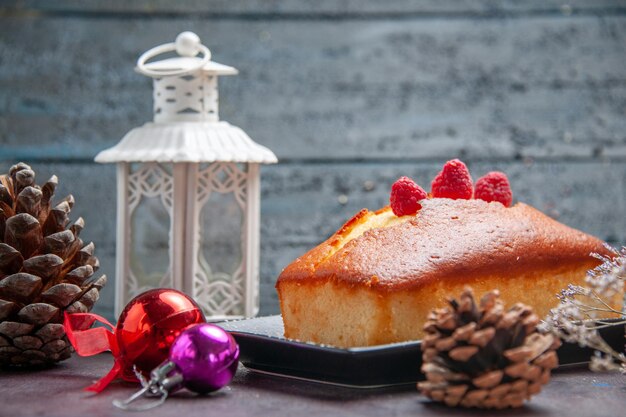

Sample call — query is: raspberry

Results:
[431,159,473,200]
[390,176,427,216]
[475,171,513,207]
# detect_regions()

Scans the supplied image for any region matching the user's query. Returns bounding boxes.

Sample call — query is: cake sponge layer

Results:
[279,263,598,347]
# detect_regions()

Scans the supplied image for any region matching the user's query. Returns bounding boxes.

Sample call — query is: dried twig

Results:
[541,245,626,374]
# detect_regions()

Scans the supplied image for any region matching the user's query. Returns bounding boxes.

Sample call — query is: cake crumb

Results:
[366,275,380,287]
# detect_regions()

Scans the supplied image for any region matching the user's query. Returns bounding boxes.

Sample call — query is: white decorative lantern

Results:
[95,32,277,320]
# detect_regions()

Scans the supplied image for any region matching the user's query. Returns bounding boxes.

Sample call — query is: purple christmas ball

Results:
[169,323,240,393]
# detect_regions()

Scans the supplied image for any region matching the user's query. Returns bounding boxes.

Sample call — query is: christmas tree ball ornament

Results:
[0,162,106,367]
[168,322,240,392]
[64,288,205,392]
[417,288,561,409]
[114,323,239,411]
[115,288,206,381]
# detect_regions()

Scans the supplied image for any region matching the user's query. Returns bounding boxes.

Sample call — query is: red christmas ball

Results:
[115,288,205,381]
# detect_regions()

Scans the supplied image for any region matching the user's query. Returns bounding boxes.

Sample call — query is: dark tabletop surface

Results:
[0,354,624,417]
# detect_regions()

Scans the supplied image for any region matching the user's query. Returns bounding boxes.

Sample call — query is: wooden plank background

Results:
[1,1,625,319]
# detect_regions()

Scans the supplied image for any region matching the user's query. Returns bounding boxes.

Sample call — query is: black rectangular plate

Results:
[218,315,625,388]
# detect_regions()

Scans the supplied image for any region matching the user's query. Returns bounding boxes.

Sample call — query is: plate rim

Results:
[218,314,626,387]
[220,314,423,354]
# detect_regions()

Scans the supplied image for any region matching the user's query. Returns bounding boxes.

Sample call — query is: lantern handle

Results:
[136,31,212,78]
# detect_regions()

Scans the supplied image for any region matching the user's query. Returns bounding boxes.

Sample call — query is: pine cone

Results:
[418,287,561,409]
[0,163,106,367]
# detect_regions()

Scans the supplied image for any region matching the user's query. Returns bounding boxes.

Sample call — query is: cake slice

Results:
[276,198,611,348]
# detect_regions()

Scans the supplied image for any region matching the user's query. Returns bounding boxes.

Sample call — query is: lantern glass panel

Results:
[128,163,173,297]
[194,162,247,316]
[199,191,243,276]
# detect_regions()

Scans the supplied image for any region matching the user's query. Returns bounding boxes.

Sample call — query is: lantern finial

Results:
[95,33,275,163]
[175,31,202,57]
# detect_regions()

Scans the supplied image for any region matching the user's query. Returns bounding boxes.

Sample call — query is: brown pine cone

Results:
[418,287,561,409]
[0,163,106,367]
